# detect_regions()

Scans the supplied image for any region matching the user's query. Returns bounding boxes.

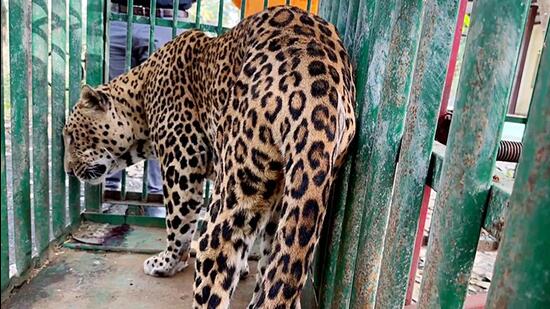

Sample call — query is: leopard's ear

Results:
[80,84,110,112]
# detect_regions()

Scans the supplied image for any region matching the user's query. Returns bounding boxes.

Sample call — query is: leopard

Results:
[63,5,355,308]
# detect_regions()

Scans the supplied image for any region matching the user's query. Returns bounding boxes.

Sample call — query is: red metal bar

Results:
[405,185,431,305]
[438,0,468,119]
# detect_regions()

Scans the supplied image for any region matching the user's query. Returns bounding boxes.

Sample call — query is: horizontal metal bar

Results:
[504,114,527,124]
[109,12,231,34]
[83,212,165,228]
[427,142,513,238]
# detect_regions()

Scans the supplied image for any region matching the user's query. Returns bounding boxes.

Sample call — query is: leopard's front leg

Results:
[143,134,208,277]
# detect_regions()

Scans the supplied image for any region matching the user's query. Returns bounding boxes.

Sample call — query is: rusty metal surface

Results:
[418,0,531,307]
[486,23,550,309]
[375,0,460,307]
[349,0,425,306]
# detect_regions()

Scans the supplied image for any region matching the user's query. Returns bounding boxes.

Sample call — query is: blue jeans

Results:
[105,21,184,194]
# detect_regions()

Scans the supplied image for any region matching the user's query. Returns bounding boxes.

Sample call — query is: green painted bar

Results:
[119,0,134,202]
[142,162,150,200]
[51,0,68,237]
[68,0,83,225]
[318,0,368,306]
[9,0,33,273]
[334,0,349,36]
[318,160,352,308]
[31,0,51,253]
[418,0,530,307]
[330,1,399,307]
[1,48,8,292]
[125,0,134,70]
[482,182,511,241]
[306,0,312,12]
[149,0,157,53]
[374,0,459,307]
[317,0,331,19]
[203,181,211,208]
[195,0,202,27]
[264,0,269,10]
[486,29,550,308]
[504,114,527,124]
[85,0,106,212]
[110,13,231,33]
[427,144,514,241]
[172,0,178,38]
[240,0,247,19]
[139,0,157,201]
[286,0,291,6]
[328,0,339,25]
[83,212,165,228]
[217,0,225,35]
[350,0,423,307]
[341,0,359,50]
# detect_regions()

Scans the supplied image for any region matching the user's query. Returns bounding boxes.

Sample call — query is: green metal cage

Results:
[1,0,549,307]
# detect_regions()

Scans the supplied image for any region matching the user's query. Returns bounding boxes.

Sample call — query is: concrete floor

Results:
[4,250,258,309]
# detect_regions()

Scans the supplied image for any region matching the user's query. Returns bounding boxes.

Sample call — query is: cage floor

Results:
[4,249,258,308]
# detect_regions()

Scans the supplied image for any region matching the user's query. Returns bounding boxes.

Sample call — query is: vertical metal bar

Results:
[9,0,32,273]
[418,0,530,307]
[350,0,424,307]
[203,181,211,208]
[1,32,9,291]
[68,0,83,225]
[195,0,202,28]
[317,0,331,19]
[263,0,269,10]
[342,0,360,50]
[85,0,106,212]
[286,0,291,6]
[142,0,156,201]
[332,1,404,308]
[328,0,340,25]
[334,1,349,36]
[217,0,224,35]
[321,0,336,20]
[486,26,550,308]
[120,0,134,201]
[374,0,460,306]
[149,0,157,54]
[240,0,247,20]
[172,0,178,38]
[32,0,50,253]
[330,0,390,307]
[306,0,312,13]
[317,0,365,306]
[141,161,149,200]
[125,0,134,70]
[404,186,431,305]
[51,0,68,237]
[438,0,467,120]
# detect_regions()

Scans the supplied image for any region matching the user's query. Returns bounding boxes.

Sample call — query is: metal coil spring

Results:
[497,140,523,162]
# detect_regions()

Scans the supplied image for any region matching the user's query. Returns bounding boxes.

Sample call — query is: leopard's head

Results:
[63,85,135,184]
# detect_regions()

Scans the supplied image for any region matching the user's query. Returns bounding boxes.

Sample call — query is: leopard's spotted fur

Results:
[64,6,355,308]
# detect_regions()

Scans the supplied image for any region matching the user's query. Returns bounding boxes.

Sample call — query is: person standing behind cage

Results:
[105,0,195,212]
